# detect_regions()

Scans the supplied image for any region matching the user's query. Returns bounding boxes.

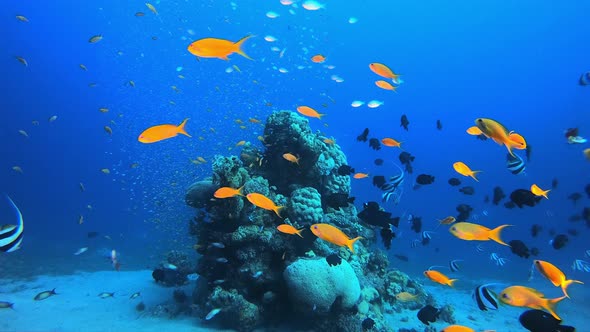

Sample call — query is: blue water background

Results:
[1,0,589,288]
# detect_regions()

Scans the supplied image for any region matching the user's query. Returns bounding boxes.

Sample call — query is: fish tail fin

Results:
[52,288,58,295]
[318,113,326,119]
[545,295,566,320]
[296,228,304,238]
[236,186,245,196]
[177,118,191,137]
[347,236,363,254]
[542,189,550,199]
[488,224,512,246]
[448,279,458,287]
[562,279,584,298]
[470,170,482,182]
[274,206,284,218]
[234,35,253,60]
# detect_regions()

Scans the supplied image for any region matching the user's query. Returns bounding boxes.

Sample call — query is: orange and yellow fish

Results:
[353,172,369,179]
[187,35,253,61]
[534,260,583,298]
[530,184,550,199]
[381,138,402,148]
[375,80,397,91]
[423,270,457,287]
[246,193,283,218]
[214,186,243,199]
[441,325,476,332]
[449,222,512,246]
[282,153,299,164]
[310,223,362,253]
[138,118,191,143]
[277,224,303,238]
[475,118,526,157]
[498,285,566,320]
[452,161,481,182]
[296,106,324,119]
[311,54,326,63]
[369,63,400,82]
[466,126,483,136]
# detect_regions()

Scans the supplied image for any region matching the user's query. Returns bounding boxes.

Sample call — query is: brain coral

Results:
[287,187,324,225]
[283,258,361,312]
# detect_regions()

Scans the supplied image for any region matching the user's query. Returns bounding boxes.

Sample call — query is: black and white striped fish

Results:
[506,153,525,175]
[0,195,24,253]
[472,284,499,311]
[449,259,463,272]
[381,164,405,203]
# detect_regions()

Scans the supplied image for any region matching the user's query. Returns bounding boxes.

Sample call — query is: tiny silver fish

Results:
[205,308,221,320]
[129,292,141,299]
[216,257,228,263]
[98,292,115,299]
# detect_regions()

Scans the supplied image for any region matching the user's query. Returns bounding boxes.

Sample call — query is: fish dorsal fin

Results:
[523,286,544,297]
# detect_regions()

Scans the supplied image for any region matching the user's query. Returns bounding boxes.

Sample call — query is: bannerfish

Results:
[473,283,499,311]
[0,195,24,253]
[506,153,526,175]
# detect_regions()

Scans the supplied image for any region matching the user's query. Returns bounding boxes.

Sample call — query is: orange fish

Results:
[296,106,324,119]
[449,222,512,246]
[323,138,335,145]
[246,193,283,218]
[369,63,400,81]
[282,153,299,164]
[466,126,483,135]
[310,223,362,253]
[353,172,369,179]
[475,118,526,156]
[187,35,253,61]
[441,326,476,332]
[452,161,481,181]
[214,186,243,199]
[438,216,456,225]
[375,80,397,91]
[381,138,402,148]
[498,285,566,320]
[530,184,550,199]
[534,260,583,298]
[311,54,326,63]
[395,292,418,302]
[277,224,303,238]
[423,270,457,287]
[138,118,191,143]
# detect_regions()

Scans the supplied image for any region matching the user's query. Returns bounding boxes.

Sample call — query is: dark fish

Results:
[0,301,14,310]
[337,165,355,176]
[565,127,578,139]
[509,240,530,258]
[400,114,409,131]
[456,204,473,221]
[34,289,57,301]
[493,187,505,205]
[436,119,442,130]
[404,162,413,174]
[323,193,355,210]
[374,158,384,166]
[525,144,532,162]
[398,152,414,165]
[356,128,369,142]
[550,234,568,250]
[449,259,462,272]
[0,196,24,253]
[473,284,499,311]
[506,153,526,175]
[326,253,342,267]
[583,208,590,226]
[552,178,559,189]
[380,226,395,250]
[416,174,435,185]
[372,175,386,189]
[585,184,590,198]
[519,309,575,332]
[579,72,590,86]
[417,305,440,325]
[361,317,375,330]
[510,189,541,208]
[448,178,461,186]
[459,186,475,195]
[368,138,381,150]
[568,193,582,205]
[394,254,409,262]
[357,202,400,228]
[531,224,542,237]
[87,231,99,238]
[411,216,422,233]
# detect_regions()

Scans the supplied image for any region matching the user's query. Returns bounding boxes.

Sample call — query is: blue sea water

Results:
[1,0,590,331]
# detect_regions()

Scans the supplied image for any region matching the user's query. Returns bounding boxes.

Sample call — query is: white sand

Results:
[0,270,233,332]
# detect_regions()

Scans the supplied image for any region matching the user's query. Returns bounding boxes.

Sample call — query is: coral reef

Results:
[179,111,430,331]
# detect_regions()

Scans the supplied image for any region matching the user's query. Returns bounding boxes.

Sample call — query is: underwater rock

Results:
[152,268,187,287]
[287,187,324,225]
[207,287,260,332]
[283,258,361,313]
[185,179,217,208]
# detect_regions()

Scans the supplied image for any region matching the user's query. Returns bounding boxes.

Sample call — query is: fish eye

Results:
[313,226,318,229]
[502,293,509,299]
[451,227,456,231]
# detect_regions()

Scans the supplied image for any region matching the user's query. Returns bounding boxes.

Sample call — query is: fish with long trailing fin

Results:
[506,153,526,175]
[1,195,24,253]
[380,163,405,204]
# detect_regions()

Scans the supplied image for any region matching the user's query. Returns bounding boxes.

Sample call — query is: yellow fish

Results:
[530,184,550,199]
[187,35,253,61]
[138,118,191,143]
[449,222,511,246]
[424,270,457,287]
[310,223,362,253]
[534,260,583,298]
[453,161,481,182]
[498,285,566,320]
